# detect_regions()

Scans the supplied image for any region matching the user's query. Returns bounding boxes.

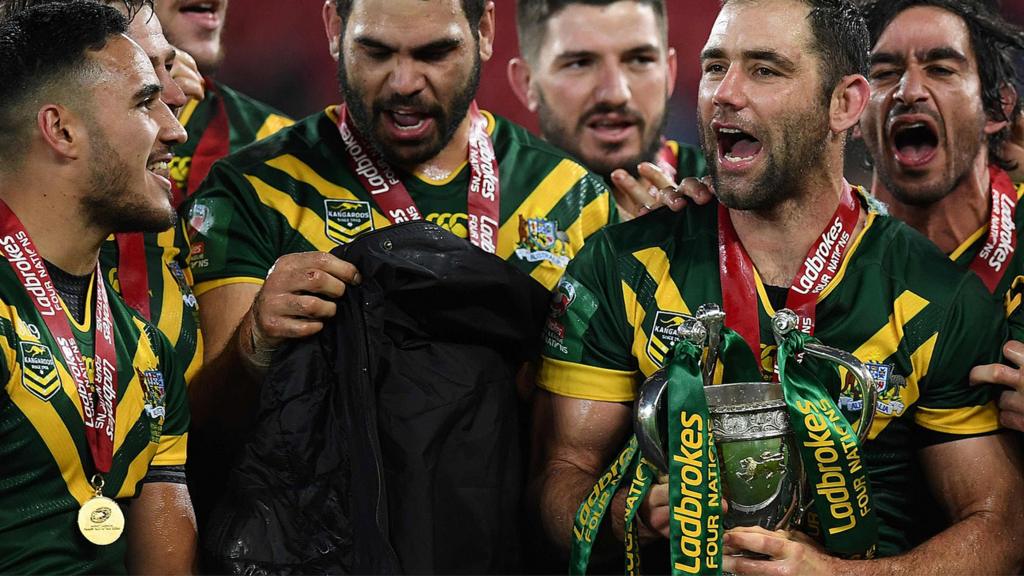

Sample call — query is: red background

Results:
[218,0,1024,149]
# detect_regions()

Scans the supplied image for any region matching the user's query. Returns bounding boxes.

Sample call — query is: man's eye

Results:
[929,66,955,77]
[703,63,726,75]
[753,66,778,77]
[869,68,900,81]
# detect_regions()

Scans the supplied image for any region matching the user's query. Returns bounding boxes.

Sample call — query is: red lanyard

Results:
[114,233,149,319]
[335,101,501,253]
[0,201,117,474]
[719,183,860,352]
[969,166,1018,293]
[656,140,678,182]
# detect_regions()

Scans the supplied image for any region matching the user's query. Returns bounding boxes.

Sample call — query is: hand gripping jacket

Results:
[202,222,551,574]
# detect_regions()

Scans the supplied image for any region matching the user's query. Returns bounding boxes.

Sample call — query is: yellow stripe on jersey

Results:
[152,433,188,468]
[264,155,392,231]
[156,229,184,349]
[622,281,650,379]
[915,403,1000,435]
[949,225,989,262]
[537,356,637,402]
[819,212,876,302]
[178,99,200,128]
[193,277,265,298]
[255,114,295,142]
[632,247,691,377]
[1,307,92,503]
[867,332,936,440]
[528,191,610,291]
[246,175,338,252]
[496,159,589,260]
[1006,276,1024,318]
[853,290,929,361]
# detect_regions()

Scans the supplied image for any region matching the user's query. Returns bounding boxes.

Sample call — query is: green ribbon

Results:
[570,436,639,575]
[623,457,655,576]
[776,331,878,558]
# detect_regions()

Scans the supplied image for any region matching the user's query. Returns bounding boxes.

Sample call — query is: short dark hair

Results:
[2,0,151,21]
[863,0,1024,170]
[515,0,668,64]
[725,0,869,104]
[332,0,487,39]
[0,1,127,167]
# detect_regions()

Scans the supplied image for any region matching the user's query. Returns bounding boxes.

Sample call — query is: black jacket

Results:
[203,222,551,574]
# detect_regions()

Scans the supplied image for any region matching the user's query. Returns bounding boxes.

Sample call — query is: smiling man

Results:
[532,0,1024,572]
[0,3,195,573]
[509,0,705,220]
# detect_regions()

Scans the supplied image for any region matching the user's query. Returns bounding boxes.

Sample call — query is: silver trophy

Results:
[634,308,876,531]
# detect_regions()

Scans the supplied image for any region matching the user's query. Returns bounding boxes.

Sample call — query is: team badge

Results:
[324,199,374,244]
[515,215,570,267]
[839,361,907,416]
[140,369,166,443]
[20,341,60,401]
[646,311,689,367]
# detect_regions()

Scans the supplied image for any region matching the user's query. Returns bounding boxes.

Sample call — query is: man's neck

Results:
[872,153,991,255]
[0,169,106,276]
[409,112,475,181]
[728,172,861,288]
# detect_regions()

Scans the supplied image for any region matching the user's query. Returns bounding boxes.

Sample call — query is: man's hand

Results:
[170,46,204,104]
[1003,110,1024,184]
[969,340,1024,432]
[239,251,361,369]
[637,479,670,538]
[610,163,713,220]
[722,526,835,576]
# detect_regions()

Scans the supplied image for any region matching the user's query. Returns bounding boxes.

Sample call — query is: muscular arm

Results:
[725,433,1024,575]
[126,481,197,575]
[531,389,666,556]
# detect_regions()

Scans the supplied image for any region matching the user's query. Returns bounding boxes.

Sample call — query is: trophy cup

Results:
[634,307,877,532]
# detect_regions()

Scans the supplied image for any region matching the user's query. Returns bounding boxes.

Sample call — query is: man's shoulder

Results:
[205,108,335,179]
[214,80,292,125]
[576,201,717,269]
[487,111,604,185]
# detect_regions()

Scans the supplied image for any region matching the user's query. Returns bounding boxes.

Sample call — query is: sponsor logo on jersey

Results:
[324,199,374,244]
[188,202,212,236]
[20,341,60,401]
[169,156,191,193]
[427,212,469,239]
[646,311,689,367]
[550,278,576,319]
[515,215,570,267]
[167,261,198,311]
[141,369,166,442]
[839,361,907,417]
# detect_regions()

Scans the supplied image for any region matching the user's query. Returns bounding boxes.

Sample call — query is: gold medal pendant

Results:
[77,476,125,545]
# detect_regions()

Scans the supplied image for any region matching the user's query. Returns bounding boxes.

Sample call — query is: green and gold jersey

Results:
[183,107,616,293]
[0,271,189,574]
[951,182,1024,340]
[539,196,1004,556]
[99,221,202,389]
[170,80,294,198]
[665,139,707,180]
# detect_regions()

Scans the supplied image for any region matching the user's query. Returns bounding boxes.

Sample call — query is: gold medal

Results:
[77,476,125,545]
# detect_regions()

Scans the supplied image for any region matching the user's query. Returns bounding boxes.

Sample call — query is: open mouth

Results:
[179,1,220,14]
[147,157,172,183]
[717,126,763,166]
[890,119,939,167]
[586,114,638,140]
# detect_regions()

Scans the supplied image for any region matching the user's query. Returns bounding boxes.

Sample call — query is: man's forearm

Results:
[188,315,265,432]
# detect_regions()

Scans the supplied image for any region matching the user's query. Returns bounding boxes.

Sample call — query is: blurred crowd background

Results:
[218,1,1024,185]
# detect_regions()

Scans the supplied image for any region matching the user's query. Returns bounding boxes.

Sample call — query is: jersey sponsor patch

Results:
[646,310,688,367]
[515,215,569,267]
[19,341,60,401]
[324,199,374,245]
[141,369,166,442]
[543,275,599,360]
[838,362,908,417]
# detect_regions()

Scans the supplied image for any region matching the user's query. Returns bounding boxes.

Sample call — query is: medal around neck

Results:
[77,476,125,545]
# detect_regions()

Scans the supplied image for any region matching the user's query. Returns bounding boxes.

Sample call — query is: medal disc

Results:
[77,495,125,545]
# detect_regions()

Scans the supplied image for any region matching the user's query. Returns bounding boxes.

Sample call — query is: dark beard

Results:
[336,51,481,171]
[536,92,668,179]
[82,124,176,234]
[698,105,830,212]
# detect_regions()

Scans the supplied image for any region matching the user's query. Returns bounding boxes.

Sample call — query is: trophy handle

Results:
[633,318,708,475]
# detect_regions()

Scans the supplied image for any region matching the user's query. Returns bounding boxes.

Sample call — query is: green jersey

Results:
[664,139,707,180]
[183,107,616,293]
[951,180,1024,340]
[0,272,189,574]
[539,195,1004,556]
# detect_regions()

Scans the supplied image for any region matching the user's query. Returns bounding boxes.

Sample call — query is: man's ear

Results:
[666,47,678,99]
[477,1,496,63]
[37,104,82,160]
[507,57,538,112]
[985,82,1018,135]
[830,74,869,134]
[323,0,342,62]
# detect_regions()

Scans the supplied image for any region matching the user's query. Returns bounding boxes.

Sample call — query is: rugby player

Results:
[0,3,194,573]
[857,0,1024,436]
[533,0,1024,573]
[508,0,706,220]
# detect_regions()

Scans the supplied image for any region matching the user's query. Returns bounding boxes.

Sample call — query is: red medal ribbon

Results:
[113,233,150,319]
[183,79,231,204]
[969,166,1018,293]
[335,101,500,253]
[719,182,860,354]
[0,200,117,474]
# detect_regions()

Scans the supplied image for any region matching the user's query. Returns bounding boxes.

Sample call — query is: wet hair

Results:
[332,0,487,39]
[515,0,668,63]
[1,0,151,21]
[863,0,1024,170]
[724,0,869,103]
[0,1,128,167]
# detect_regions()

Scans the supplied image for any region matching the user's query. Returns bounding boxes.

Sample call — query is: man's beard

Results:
[536,91,668,179]
[337,51,481,170]
[82,124,176,234]
[870,105,986,207]
[698,103,830,213]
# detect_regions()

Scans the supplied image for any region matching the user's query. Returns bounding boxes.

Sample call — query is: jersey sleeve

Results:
[183,159,279,295]
[149,326,189,467]
[914,275,1005,440]
[537,231,640,402]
